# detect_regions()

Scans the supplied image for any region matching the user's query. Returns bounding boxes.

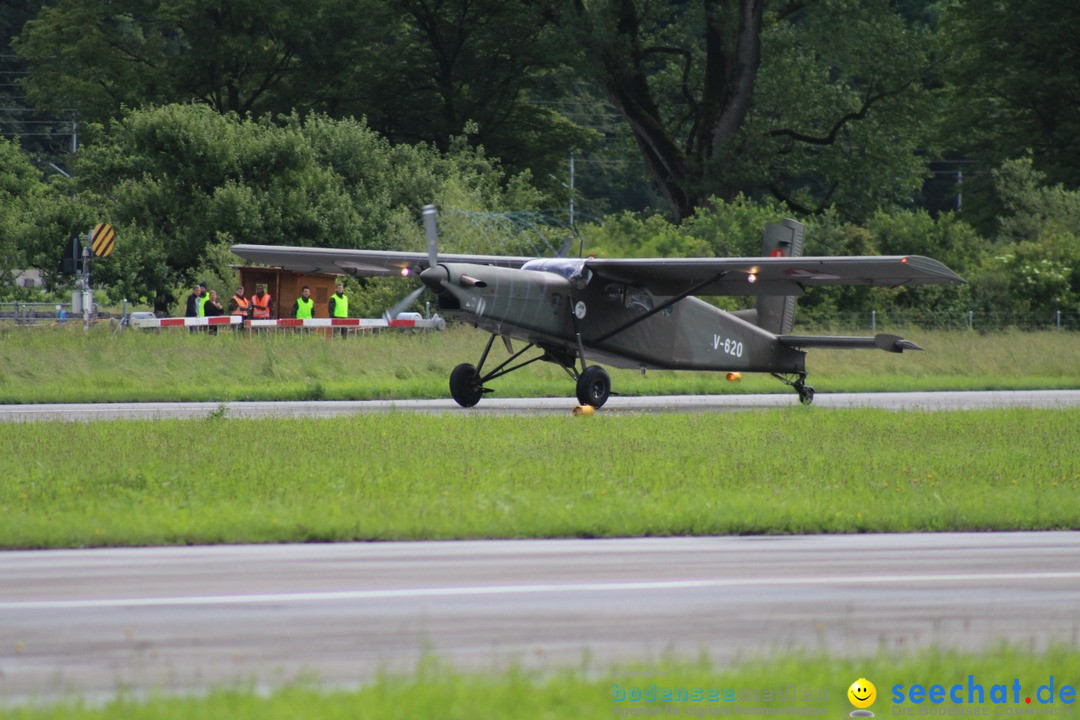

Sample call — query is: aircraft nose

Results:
[419,265,449,292]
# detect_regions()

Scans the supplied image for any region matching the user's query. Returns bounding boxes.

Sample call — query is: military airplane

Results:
[231,206,964,409]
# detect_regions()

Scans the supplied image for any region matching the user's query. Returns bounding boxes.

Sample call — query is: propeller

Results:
[383,285,426,322]
[423,203,439,269]
[383,204,445,321]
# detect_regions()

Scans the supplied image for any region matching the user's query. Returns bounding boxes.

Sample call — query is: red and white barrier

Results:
[130,315,445,330]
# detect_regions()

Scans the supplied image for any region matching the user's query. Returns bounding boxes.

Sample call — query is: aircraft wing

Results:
[583,255,965,296]
[232,244,964,296]
[230,244,532,277]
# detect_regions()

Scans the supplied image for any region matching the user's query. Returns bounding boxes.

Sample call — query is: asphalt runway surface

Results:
[1,389,1079,421]
[3,533,1080,704]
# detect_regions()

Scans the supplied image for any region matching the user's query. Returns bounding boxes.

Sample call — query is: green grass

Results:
[6,647,1080,719]
[2,409,1077,548]
[0,324,1077,404]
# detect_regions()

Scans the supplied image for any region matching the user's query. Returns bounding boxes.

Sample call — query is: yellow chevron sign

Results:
[90,223,116,258]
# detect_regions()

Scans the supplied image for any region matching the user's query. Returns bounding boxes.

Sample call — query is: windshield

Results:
[521,258,587,279]
[521,258,592,289]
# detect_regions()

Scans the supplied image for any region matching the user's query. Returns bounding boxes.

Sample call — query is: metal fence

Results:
[0,302,82,325]
[2,302,1078,332]
[798,309,1080,332]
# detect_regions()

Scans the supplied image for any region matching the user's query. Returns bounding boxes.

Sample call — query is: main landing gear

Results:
[448,333,611,409]
[575,365,611,407]
[772,371,815,405]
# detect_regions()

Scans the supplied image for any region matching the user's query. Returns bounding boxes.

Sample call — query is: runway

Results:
[1,389,1078,421]
[3,533,1080,704]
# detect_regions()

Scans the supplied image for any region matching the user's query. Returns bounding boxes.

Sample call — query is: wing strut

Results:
[590,271,728,345]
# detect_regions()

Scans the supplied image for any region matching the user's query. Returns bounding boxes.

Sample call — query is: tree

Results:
[14,0,592,194]
[937,0,1080,230]
[556,0,936,222]
[1,137,87,301]
[46,104,542,311]
[355,0,594,187]
[13,0,389,121]
[1,0,73,166]
[0,137,41,294]
[966,158,1080,318]
[940,0,1080,190]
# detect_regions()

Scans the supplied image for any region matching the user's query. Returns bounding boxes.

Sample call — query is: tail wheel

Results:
[449,363,484,407]
[576,365,611,408]
[796,383,815,405]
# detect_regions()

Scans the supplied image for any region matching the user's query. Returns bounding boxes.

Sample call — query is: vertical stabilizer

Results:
[756,219,804,334]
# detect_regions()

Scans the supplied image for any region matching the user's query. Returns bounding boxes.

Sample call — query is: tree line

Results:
[0,0,1077,319]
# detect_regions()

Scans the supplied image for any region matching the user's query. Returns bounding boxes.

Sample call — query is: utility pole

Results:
[568,151,575,230]
[80,243,92,331]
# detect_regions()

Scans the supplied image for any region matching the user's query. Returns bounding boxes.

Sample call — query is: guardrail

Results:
[129,315,446,330]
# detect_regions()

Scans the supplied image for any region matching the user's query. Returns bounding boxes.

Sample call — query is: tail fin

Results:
[756,219,804,334]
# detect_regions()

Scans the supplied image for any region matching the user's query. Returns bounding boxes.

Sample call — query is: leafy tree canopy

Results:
[554,0,936,221]
[940,0,1080,190]
[13,0,593,195]
[26,104,542,310]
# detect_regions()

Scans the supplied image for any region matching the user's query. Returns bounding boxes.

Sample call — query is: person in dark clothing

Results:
[184,283,203,317]
[204,290,224,317]
[184,282,203,333]
[203,289,224,334]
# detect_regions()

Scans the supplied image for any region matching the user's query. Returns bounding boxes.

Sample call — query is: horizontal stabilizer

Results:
[779,333,923,353]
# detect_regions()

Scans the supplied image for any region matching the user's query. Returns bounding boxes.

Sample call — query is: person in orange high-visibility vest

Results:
[229,285,251,317]
[251,284,273,320]
[228,285,250,331]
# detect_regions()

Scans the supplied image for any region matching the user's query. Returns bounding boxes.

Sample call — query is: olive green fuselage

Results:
[433,263,806,374]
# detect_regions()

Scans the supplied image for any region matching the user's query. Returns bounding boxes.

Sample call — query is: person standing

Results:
[203,289,224,334]
[228,285,251,329]
[251,284,273,321]
[184,282,203,318]
[197,283,210,317]
[292,285,315,322]
[184,282,203,333]
[328,281,348,337]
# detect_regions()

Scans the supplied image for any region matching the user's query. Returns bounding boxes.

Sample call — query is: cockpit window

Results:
[521,258,592,289]
[625,285,654,313]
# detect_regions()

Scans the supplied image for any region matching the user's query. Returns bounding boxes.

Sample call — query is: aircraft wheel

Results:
[576,366,611,408]
[798,385,815,405]
[449,363,484,408]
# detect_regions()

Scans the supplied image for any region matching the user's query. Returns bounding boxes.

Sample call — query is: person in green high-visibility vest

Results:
[292,285,315,320]
[197,283,210,317]
[328,281,349,337]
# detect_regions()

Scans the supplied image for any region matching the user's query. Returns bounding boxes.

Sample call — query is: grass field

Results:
[6,648,1080,719]
[1,408,1077,548]
[0,324,1077,404]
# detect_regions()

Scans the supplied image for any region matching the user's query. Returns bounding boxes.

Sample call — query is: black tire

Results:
[798,385,815,405]
[576,365,611,408]
[449,363,484,408]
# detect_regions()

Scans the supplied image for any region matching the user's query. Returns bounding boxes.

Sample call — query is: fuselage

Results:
[421,261,806,374]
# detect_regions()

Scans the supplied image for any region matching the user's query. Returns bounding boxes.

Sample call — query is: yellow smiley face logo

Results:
[848,678,877,708]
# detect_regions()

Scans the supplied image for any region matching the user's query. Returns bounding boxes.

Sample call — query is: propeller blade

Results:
[383,285,425,322]
[422,204,439,269]
[555,234,574,258]
[439,281,472,309]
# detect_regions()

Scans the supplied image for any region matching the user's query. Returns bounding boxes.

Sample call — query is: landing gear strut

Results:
[447,332,612,409]
[772,372,815,405]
